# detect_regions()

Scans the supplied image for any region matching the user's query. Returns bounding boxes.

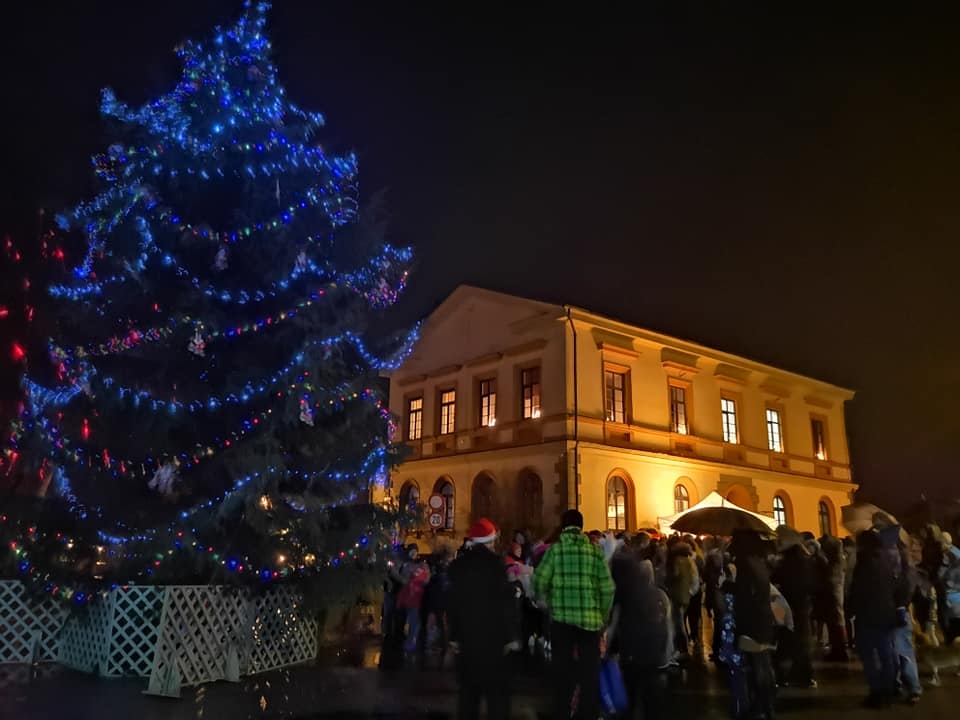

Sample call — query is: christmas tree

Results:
[5,1,414,601]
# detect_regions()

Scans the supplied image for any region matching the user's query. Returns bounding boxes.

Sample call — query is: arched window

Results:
[471,473,497,524]
[773,495,787,526]
[434,478,455,531]
[818,499,833,538]
[674,484,690,514]
[607,475,629,531]
[398,481,420,513]
[517,471,543,533]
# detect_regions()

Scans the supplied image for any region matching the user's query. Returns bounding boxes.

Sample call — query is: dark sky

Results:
[3,2,959,512]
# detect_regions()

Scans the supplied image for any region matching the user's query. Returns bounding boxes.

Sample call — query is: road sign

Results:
[428,494,445,511]
[428,512,444,528]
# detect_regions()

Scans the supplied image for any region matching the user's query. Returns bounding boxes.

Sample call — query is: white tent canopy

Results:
[658,490,779,535]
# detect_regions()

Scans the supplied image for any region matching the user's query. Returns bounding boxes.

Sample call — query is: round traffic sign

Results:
[428,512,444,528]
[428,494,444,510]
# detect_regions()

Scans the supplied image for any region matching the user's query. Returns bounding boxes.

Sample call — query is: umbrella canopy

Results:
[659,490,778,534]
[841,502,896,535]
[671,506,776,536]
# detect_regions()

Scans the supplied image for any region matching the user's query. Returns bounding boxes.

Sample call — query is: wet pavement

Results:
[2,653,960,720]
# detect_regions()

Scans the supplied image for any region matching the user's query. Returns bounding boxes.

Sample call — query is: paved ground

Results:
[2,655,960,720]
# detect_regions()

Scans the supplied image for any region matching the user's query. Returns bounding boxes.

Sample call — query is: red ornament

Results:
[10,342,25,362]
[82,419,90,441]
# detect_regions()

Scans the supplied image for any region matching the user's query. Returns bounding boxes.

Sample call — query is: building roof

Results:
[422,284,855,399]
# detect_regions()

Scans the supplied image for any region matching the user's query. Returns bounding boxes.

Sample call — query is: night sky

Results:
[3,2,958,512]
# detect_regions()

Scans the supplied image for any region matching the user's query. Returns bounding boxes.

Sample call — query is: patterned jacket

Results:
[533,527,615,631]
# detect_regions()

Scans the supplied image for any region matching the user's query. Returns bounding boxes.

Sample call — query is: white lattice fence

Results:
[146,585,318,695]
[247,586,318,675]
[58,592,114,674]
[0,581,68,664]
[146,586,250,694]
[58,586,165,677]
[105,586,164,676]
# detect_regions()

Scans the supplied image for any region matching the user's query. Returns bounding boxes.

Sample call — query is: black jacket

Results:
[448,546,520,670]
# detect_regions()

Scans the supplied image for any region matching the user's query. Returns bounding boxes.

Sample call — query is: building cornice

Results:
[565,306,854,400]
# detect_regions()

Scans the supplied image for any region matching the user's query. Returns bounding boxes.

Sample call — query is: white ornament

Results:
[188,327,206,357]
[213,246,228,271]
[295,250,308,272]
[299,399,314,426]
[148,462,179,496]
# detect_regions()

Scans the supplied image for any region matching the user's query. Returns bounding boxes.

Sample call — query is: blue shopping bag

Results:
[599,656,628,716]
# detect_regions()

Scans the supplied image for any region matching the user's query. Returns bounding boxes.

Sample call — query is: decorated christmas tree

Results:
[5,1,414,602]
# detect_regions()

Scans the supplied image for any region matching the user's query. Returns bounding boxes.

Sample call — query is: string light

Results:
[8,0,415,599]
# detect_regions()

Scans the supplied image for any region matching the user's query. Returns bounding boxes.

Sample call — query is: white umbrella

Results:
[841,502,896,534]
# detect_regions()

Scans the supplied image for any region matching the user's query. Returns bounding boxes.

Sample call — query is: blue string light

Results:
[10,0,414,593]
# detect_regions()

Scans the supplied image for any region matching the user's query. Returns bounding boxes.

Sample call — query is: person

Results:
[849,529,898,708]
[534,509,615,720]
[396,546,430,654]
[448,517,522,720]
[773,526,816,688]
[729,530,777,720]
[608,554,674,720]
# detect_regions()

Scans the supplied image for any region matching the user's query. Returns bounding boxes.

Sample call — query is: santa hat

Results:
[467,517,498,545]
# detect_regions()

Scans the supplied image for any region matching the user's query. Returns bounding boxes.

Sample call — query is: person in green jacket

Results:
[534,509,615,720]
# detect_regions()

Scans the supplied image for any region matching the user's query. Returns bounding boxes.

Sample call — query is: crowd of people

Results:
[378,509,960,720]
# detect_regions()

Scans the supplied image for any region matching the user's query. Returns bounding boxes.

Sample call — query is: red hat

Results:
[467,517,498,545]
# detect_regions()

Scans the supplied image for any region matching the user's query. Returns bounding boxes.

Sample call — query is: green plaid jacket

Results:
[533,528,615,631]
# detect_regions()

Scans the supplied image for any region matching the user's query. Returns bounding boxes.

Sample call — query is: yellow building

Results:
[379,286,855,543]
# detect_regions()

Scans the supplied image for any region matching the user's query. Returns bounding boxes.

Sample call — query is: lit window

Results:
[436,480,455,530]
[811,418,827,461]
[607,475,628,531]
[439,389,456,435]
[670,385,688,434]
[773,495,787,526]
[721,398,738,443]
[521,368,541,419]
[766,408,783,453]
[674,484,690,514]
[406,397,423,441]
[605,370,626,423]
[818,500,832,537]
[479,378,497,428]
[399,481,420,512]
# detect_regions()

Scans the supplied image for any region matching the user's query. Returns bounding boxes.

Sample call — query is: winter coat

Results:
[849,533,898,629]
[396,563,430,610]
[938,546,960,621]
[448,546,521,671]
[817,536,845,625]
[734,555,776,646]
[774,546,815,619]
[612,558,674,670]
[667,542,697,606]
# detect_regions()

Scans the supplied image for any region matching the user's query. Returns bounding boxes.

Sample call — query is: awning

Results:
[658,490,779,535]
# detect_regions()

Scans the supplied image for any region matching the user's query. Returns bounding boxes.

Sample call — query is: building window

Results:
[517,472,543,533]
[439,389,456,435]
[471,473,497,523]
[521,368,541,419]
[398,481,420,513]
[479,378,497,428]
[773,495,787,526]
[818,500,833,537]
[766,408,783,453]
[721,397,738,443]
[670,385,689,435]
[811,417,828,461]
[605,370,627,424]
[674,484,690,514]
[406,397,423,441]
[606,475,629,531]
[435,479,455,531]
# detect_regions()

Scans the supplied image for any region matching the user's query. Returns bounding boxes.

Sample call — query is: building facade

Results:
[378,286,856,543]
